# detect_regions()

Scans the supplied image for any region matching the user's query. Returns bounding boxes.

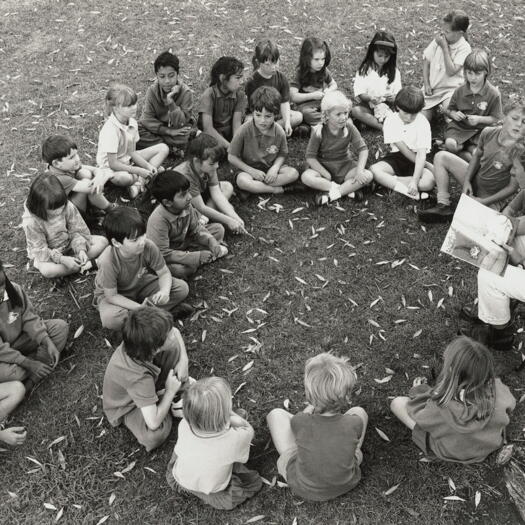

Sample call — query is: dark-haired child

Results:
[175,133,245,233]
[245,40,302,136]
[290,37,337,128]
[138,51,194,153]
[42,135,115,214]
[370,86,435,200]
[442,49,502,161]
[22,174,108,278]
[103,307,189,451]
[146,171,227,279]
[94,207,189,331]
[352,31,402,131]
[229,86,299,195]
[198,56,247,148]
[422,10,472,122]
[0,259,69,435]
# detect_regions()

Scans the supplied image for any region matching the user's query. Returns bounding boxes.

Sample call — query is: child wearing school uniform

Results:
[228,86,299,195]
[174,134,245,234]
[422,10,472,121]
[391,336,515,463]
[42,135,116,216]
[146,170,227,279]
[138,51,194,154]
[245,40,303,136]
[301,90,373,205]
[22,174,108,279]
[103,307,190,451]
[419,101,525,223]
[442,49,502,161]
[370,86,435,200]
[266,353,368,502]
[167,377,262,510]
[94,207,190,332]
[198,56,247,148]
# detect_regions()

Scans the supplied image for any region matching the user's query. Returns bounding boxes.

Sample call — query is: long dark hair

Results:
[0,260,22,309]
[26,173,67,221]
[296,37,331,88]
[357,31,398,84]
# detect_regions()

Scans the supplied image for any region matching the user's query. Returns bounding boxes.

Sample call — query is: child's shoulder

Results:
[483,81,501,97]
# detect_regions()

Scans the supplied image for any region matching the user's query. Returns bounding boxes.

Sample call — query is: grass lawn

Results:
[1,0,525,523]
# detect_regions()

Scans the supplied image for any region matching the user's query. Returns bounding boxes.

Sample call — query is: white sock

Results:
[347,192,356,199]
[393,181,421,200]
[329,182,342,202]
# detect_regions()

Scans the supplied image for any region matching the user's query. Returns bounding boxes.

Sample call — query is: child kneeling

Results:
[301,90,373,205]
[390,336,515,463]
[167,377,262,510]
[266,352,367,502]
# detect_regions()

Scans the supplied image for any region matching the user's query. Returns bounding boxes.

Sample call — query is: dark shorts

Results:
[378,151,415,178]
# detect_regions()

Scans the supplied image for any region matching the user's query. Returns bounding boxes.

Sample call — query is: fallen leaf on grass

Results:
[443,496,465,502]
[283,398,290,409]
[201,330,207,342]
[384,483,400,496]
[413,329,422,338]
[475,490,481,508]
[294,276,307,285]
[95,517,109,525]
[234,382,246,396]
[277,481,288,488]
[47,436,66,448]
[144,467,156,474]
[73,325,84,339]
[375,427,390,442]
[368,319,380,328]
[294,318,312,328]
[57,450,66,471]
[261,475,276,487]
[448,477,456,492]
[242,361,254,373]
[109,493,116,506]
[7,491,17,498]
[55,508,64,522]
[44,502,57,511]
[245,516,266,524]
[121,461,136,474]
[26,456,45,471]
[374,376,392,384]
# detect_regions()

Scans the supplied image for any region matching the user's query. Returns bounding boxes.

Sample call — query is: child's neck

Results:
[217,83,232,95]
[113,111,129,125]
[326,121,343,135]
[257,68,274,80]
[469,80,485,95]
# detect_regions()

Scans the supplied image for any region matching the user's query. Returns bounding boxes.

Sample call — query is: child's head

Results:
[501,101,525,141]
[298,37,331,76]
[122,307,178,362]
[153,51,180,95]
[394,86,425,123]
[103,206,146,255]
[42,135,81,172]
[251,86,281,130]
[104,83,138,118]
[187,133,224,173]
[183,377,232,433]
[210,56,244,93]
[359,31,398,83]
[442,10,469,44]
[26,173,68,221]
[463,49,490,87]
[304,352,356,413]
[252,40,280,76]
[433,336,495,419]
[0,259,22,309]
[150,170,192,214]
[320,90,351,128]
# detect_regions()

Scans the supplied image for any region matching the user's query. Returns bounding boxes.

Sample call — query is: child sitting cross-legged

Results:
[390,336,515,463]
[266,352,368,502]
[146,170,227,279]
[228,86,300,195]
[370,86,435,200]
[94,207,190,332]
[301,90,373,205]
[167,377,262,510]
[103,307,191,451]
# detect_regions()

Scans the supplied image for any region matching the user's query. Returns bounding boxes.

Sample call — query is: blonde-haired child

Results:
[301,90,373,205]
[390,336,515,463]
[266,352,368,502]
[167,377,262,510]
[96,83,169,199]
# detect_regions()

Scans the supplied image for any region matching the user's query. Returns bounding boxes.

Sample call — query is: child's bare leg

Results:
[86,235,109,259]
[205,181,234,210]
[87,193,112,210]
[272,166,299,187]
[277,110,303,130]
[433,151,468,206]
[345,406,368,463]
[266,408,296,455]
[390,397,416,429]
[236,172,280,194]
[76,167,94,180]
[137,143,170,168]
[0,381,26,420]
[340,167,373,196]
[371,161,398,191]
[421,107,434,122]
[110,171,137,187]
[33,260,78,278]
[69,192,88,213]
[301,169,332,192]
[444,138,460,153]
[459,144,475,163]
[351,105,382,130]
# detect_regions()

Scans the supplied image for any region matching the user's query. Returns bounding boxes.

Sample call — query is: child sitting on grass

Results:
[42,134,116,216]
[301,90,373,206]
[228,86,299,195]
[418,101,525,223]
[198,56,247,148]
[390,336,515,463]
[370,86,435,200]
[167,377,262,510]
[94,207,190,332]
[103,307,189,451]
[138,51,194,154]
[174,134,245,234]
[96,83,169,199]
[22,174,108,279]
[146,170,227,279]
[266,352,368,502]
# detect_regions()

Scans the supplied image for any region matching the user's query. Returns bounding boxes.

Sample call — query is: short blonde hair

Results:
[183,377,232,433]
[304,353,357,413]
[104,82,137,116]
[320,90,351,114]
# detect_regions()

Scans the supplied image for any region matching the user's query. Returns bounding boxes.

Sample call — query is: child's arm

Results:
[106,153,151,179]
[192,188,244,231]
[307,157,332,179]
[435,35,463,77]
[280,101,292,136]
[462,147,483,195]
[228,153,266,181]
[409,149,428,196]
[166,87,193,128]
[200,113,230,148]
[129,151,156,173]
[423,59,432,95]
[187,213,222,258]
[465,115,499,128]
[232,111,243,139]
[148,265,174,306]
[290,87,324,104]
[477,178,519,207]
[355,148,370,182]
[265,155,286,184]
[171,327,189,382]
[503,191,525,218]
[65,204,90,260]
[230,413,251,429]
[141,370,181,431]
[103,288,143,310]
[305,129,331,179]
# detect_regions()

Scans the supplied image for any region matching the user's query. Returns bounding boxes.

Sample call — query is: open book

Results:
[441,194,516,275]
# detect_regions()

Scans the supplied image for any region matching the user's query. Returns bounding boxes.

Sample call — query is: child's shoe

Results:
[418,203,454,223]
[283,180,308,194]
[217,245,228,259]
[392,181,428,201]
[315,192,330,206]
[328,182,342,202]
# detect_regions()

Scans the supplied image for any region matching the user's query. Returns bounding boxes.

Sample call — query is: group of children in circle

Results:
[1,6,523,510]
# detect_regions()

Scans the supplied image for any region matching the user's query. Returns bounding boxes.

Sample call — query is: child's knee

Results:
[171,278,189,300]
[157,143,170,157]
[284,167,299,180]
[389,396,407,414]
[221,181,234,199]
[77,167,93,180]
[236,173,252,190]
[11,381,26,403]
[291,111,303,126]
[357,170,373,185]
[266,407,287,425]
[141,418,172,451]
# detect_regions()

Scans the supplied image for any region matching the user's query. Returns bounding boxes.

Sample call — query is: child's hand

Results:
[303,404,315,414]
[134,167,152,179]
[312,91,324,101]
[412,376,427,387]
[199,250,214,264]
[166,85,181,104]
[385,94,395,104]
[264,167,279,185]
[462,181,474,196]
[320,170,332,181]
[424,85,433,96]
[284,121,293,137]
[0,427,27,447]
[77,250,89,266]
[165,369,182,395]
[466,115,481,126]
[355,168,370,185]
[25,359,53,380]
[148,290,169,306]
[60,255,81,272]
[45,339,60,367]
[210,243,223,260]
[169,127,192,137]
[251,169,266,182]
[227,218,246,234]
[407,178,419,197]
[451,111,467,122]
[435,34,448,48]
